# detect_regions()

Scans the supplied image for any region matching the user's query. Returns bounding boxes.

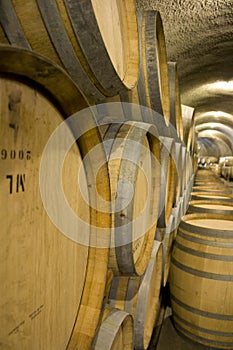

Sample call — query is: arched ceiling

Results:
[136,0,233,157]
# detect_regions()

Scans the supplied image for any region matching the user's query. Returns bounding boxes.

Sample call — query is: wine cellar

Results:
[1,1,233,349]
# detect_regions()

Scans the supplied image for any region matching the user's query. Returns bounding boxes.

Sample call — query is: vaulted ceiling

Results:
[136,0,233,157]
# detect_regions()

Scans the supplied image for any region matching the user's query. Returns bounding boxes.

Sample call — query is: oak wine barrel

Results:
[181,104,195,152]
[0,0,139,102]
[161,214,176,286]
[0,47,111,350]
[93,307,134,350]
[168,62,183,141]
[188,199,233,215]
[104,121,161,276]
[157,136,176,228]
[108,241,163,349]
[137,10,170,125]
[170,213,233,349]
[173,141,183,207]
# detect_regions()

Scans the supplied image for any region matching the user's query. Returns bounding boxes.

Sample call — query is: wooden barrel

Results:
[93,307,134,350]
[192,187,233,195]
[157,137,176,228]
[0,45,88,116]
[194,169,221,182]
[168,62,183,141]
[0,0,139,102]
[180,146,188,194]
[104,121,161,276]
[120,10,164,129]
[222,165,233,181]
[194,182,226,189]
[180,189,188,217]
[187,173,195,204]
[0,48,111,350]
[169,213,233,349]
[193,182,227,188]
[108,241,163,350]
[206,156,219,165]
[191,191,233,201]
[155,212,177,286]
[102,9,173,139]
[188,200,233,215]
[186,152,193,185]
[173,142,183,206]
[172,199,183,238]
[162,214,176,286]
[223,156,233,166]
[137,10,170,125]
[182,175,194,216]
[181,104,195,152]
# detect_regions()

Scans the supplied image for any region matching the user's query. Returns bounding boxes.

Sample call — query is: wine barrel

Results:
[0,0,139,101]
[191,191,233,200]
[181,104,195,152]
[168,62,183,141]
[223,156,233,166]
[172,199,183,238]
[157,137,176,228]
[194,169,221,182]
[192,186,232,195]
[188,200,233,215]
[180,146,188,195]
[181,189,189,216]
[102,9,173,139]
[222,165,233,181]
[108,241,163,350]
[187,172,194,202]
[137,10,170,125]
[186,151,194,186]
[115,12,162,129]
[155,213,176,286]
[104,121,161,276]
[170,213,233,349]
[103,270,115,305]
[162,214,176,286]
[0,48,111,350]
[182,175,195,216]
[103,9,151,126]
[0,45,88,116]
[93,307,134,350]
[173,142,183,207]
[193,181,227,188]
[194,181,224,186]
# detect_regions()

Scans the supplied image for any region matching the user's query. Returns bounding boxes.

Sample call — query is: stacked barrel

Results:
[0,1,196,349]
[220,157,233,180]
